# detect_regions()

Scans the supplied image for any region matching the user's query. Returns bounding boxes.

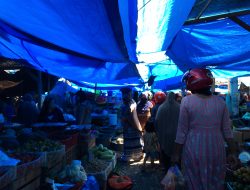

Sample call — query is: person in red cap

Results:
[152,91,166,114]
[172,68,238,190]
[149,91,167,128]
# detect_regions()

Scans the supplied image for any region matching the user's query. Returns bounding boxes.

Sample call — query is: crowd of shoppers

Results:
[118,68,240,190]
[0,68,242,190]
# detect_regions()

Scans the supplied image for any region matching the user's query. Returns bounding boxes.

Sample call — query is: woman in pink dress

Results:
[172,68,238,190]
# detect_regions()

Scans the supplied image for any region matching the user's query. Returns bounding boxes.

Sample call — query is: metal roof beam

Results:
[195,0,213,20]
[184,10,250,25]
[230,16,250,32]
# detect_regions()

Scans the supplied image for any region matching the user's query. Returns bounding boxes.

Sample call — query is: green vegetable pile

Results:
[22,140,63,152]
[90,144,114,160]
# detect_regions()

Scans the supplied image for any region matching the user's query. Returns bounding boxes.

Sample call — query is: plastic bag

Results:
[63,114,76,122]
[0,150,20,166]
[242,112,250,120]
[82,176,99,190]
[161,165,186,190]
[108,174,133,190]
[239,151,250,164]
[0,113,4,123]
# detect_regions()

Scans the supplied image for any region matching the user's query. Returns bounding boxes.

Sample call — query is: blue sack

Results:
[82,176,99,190]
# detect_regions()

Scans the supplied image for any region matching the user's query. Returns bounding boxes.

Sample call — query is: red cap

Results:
[182,68,213,91]
[154,91,166,104]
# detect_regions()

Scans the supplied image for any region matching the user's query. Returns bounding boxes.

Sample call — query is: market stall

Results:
[229,118,250,189]
[0,115,120,190]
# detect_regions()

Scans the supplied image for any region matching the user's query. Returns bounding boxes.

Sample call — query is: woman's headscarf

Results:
[155,92,180,155]
[167,92,175,104]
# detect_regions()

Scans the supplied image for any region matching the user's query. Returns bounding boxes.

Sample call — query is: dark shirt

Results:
[38,106,65,122]
[17,101,39,125]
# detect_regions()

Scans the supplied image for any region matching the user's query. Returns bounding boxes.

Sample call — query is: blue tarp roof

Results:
[0,0,249,90]
[167,14,250,72]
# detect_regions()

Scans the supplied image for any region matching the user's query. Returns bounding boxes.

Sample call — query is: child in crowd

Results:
[142,121,159,169]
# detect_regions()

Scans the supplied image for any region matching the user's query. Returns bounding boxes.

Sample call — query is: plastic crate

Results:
[8,153,42,190]
[0,167,16,190]
[85,161,113,190]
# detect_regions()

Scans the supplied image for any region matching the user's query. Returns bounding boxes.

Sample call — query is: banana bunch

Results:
[91,144,114,160]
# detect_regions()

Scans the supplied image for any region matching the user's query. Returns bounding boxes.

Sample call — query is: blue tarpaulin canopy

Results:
[0,0,249,90]
[168,15,250,72]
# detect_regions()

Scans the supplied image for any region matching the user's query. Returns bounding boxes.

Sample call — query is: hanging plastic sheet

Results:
[0,0,127,62]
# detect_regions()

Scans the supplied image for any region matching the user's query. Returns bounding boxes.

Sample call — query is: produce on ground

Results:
[229,167,250,190]
[229,182,250,190]
[234,167,250,183]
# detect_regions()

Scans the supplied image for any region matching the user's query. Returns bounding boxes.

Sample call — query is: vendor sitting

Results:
[38,95,65,122]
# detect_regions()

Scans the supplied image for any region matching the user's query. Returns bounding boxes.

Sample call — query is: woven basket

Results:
[0,167,15,190]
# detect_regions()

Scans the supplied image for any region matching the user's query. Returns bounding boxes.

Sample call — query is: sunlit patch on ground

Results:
[129,159,160,166]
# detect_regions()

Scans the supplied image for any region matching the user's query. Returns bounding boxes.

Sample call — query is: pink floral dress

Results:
[175,94,233,190]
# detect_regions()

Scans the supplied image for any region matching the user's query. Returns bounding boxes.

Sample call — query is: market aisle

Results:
[111,155,165,190]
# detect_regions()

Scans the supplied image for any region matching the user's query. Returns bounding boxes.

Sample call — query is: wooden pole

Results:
[95,83,97,94]
[95,83,97,100]
[37,71,42,109]
[211,77,215,94]
[228,77,239,118]
[47,74,50,92]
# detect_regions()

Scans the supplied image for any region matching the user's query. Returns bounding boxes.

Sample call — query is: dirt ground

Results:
[110,155,166,190]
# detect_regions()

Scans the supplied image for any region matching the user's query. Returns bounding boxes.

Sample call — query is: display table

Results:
[234,127,250,142]
[31,122,68,136]
[4,123,23,129]
[32,122,68,128]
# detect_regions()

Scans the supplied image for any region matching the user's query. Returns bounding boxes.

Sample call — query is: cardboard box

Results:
[242,131,250,141]
[233,131,243,144]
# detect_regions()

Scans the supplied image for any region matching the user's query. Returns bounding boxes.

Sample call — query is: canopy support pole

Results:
[94,83,97,100]
[47,75,50,92]
[37,71,42,109]
[228,77,239,118]
[211,78,215,94]
[95,83,97,94]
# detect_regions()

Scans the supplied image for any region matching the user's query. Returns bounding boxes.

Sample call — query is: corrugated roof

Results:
[186,0,250,24]
[0,58,27,69]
